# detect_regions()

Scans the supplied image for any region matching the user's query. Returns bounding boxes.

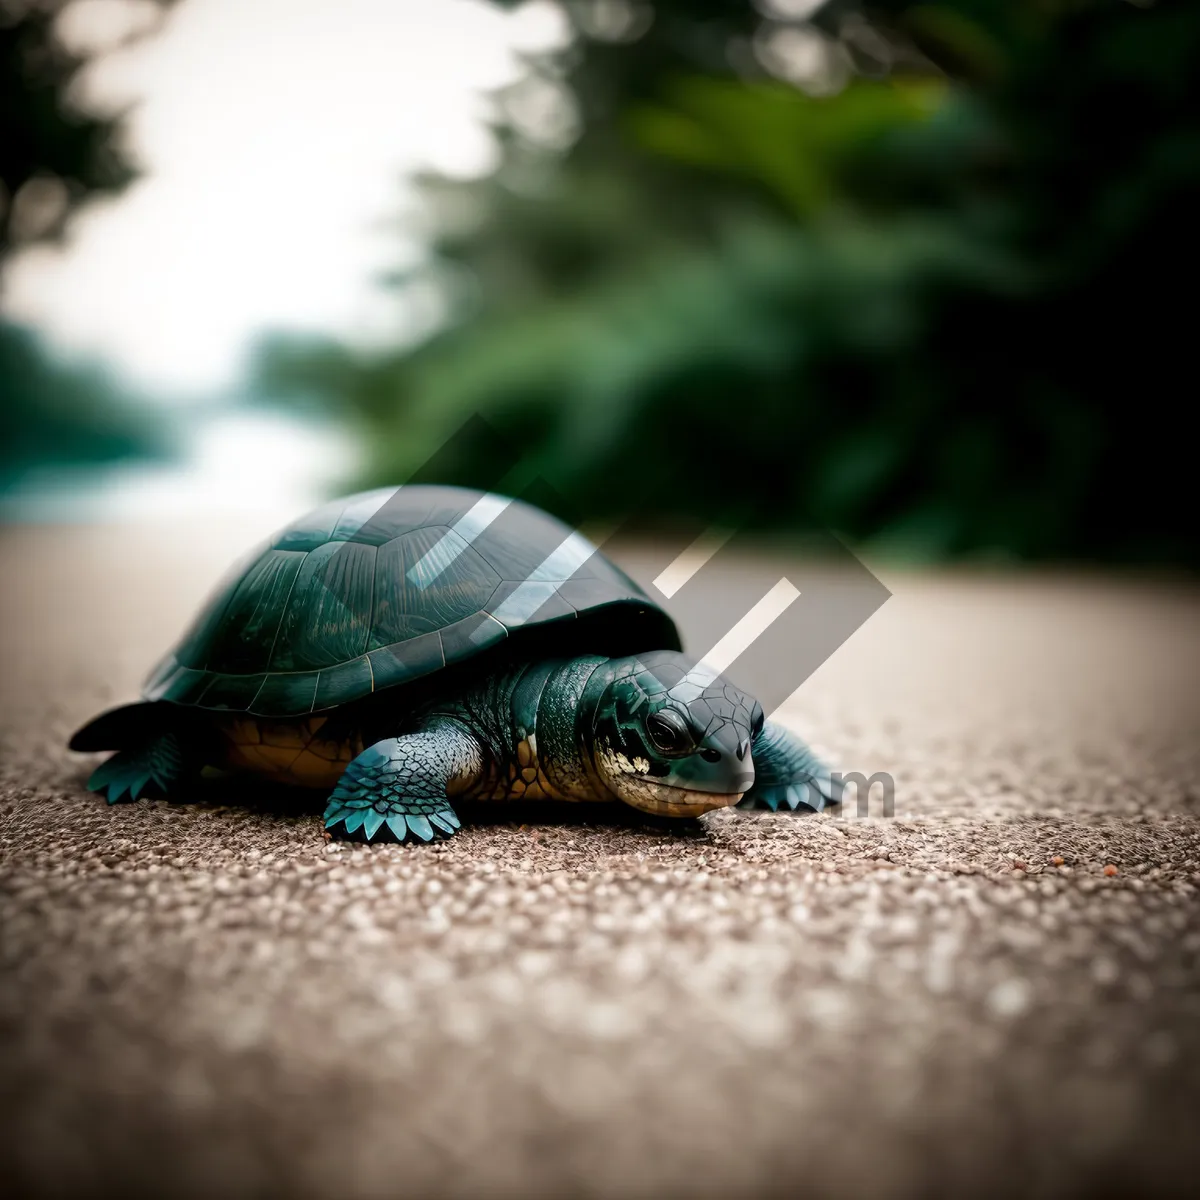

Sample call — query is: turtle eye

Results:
[647,709,692,755]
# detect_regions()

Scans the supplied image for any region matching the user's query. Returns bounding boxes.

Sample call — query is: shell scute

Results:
[142,485,678,716]
[270,541,377,671]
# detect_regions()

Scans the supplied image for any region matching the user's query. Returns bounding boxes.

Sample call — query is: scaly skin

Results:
[85,653,835,843]
[321,652,834,843]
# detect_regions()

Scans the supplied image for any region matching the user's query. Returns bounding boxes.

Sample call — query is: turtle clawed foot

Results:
[737,782,823,814]
[88,750,162,804]
[86,733,193,806]
[322,796,461,844]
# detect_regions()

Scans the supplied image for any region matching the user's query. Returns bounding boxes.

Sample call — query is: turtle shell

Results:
[143,486,680,717]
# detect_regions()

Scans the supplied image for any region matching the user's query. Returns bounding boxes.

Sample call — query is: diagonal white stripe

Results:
[469,530,602,645]
[698,578,800,675]
[407,492,513,588]
[651,527,734,598]
[484,530,598,627]
[526,529,599,583]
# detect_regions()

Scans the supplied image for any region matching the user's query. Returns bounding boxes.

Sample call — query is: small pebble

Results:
[1051,856,1064,866]
[986,978,1032,1019]
[1104,864,1119,877]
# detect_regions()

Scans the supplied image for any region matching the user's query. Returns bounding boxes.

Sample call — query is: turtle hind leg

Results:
[87,730,195,804]
[324,720,483,844]
[738,720,836,814]
[73,701,210,804]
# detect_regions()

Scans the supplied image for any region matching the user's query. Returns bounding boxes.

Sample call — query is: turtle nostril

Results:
[736,739,750,761]
[700,748,721,763]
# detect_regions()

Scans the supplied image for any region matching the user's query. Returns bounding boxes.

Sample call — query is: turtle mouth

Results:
[617,777,745,818]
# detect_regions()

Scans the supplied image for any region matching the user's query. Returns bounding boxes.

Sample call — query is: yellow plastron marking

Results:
[220,716,364,789]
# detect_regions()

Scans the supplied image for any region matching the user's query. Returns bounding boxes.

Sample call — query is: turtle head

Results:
[586,651,761,817]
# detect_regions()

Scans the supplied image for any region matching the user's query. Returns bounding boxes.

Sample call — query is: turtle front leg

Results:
[323,719,484,844]
[738,721,836,814]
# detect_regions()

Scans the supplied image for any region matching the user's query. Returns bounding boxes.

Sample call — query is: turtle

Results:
[69,485,835,843]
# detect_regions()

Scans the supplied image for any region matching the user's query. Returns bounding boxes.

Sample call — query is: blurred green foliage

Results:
[0,319,167,488]
[1,0,173,484]
[2,0,143,258]
[254,0,1200,562]
[0,322,170,482]
[257,0,1192,564]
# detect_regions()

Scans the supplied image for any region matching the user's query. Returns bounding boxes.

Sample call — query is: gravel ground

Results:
[1,521,1198,1200]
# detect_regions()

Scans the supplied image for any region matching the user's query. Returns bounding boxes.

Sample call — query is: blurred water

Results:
[1,410,357,526]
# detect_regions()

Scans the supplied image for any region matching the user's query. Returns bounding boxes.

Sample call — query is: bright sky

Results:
[5,0,566,396]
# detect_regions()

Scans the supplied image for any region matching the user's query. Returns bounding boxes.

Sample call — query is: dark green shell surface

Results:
[143,486,679,717]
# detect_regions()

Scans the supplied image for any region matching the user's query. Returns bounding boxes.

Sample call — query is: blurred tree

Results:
[0,0,176,483]
[255,0,1200,565]
[0,0,175,262]
[0,321,161,474]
